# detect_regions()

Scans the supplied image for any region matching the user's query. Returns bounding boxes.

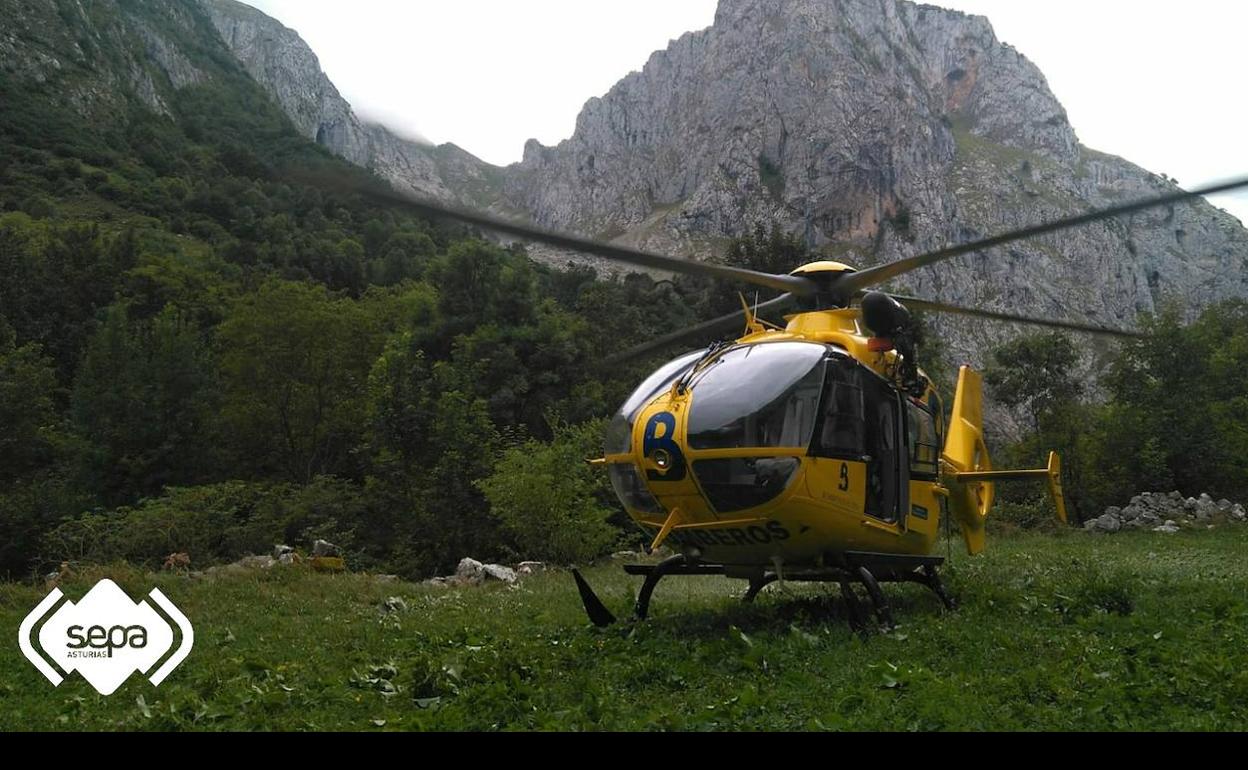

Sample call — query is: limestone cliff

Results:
[508,0,1245,329]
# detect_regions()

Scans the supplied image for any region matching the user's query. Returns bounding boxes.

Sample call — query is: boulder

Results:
[455,557,485,584]
[517,561,545,575]
[1085,514,1122,533]
[312,539,340,557]
[1089,492,1246,534]
[482,564,518,583]
[380,596,407,613]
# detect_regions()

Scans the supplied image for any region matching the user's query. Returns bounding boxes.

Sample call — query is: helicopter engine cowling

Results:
[861,291,926,397]
[860,291,911,337]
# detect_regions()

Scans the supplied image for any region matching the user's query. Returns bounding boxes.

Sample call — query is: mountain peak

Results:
[491,0,1244,366]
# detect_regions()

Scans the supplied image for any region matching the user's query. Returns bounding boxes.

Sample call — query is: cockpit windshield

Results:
[687,342,827,450]
[604,349,703,455]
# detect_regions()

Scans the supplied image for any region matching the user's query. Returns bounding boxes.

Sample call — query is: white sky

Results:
[245,0,1248,221]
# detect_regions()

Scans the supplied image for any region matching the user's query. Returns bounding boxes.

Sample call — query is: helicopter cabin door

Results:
[864,377,908,526]
[813,359,909,528]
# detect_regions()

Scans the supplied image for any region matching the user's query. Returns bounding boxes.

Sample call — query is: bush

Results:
[43,478,370,569]
[478,419,622,565]
[988,497,1060,534]
[0,474,90,579]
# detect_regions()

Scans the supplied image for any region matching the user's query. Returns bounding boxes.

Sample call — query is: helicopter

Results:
[354,174,1248,630]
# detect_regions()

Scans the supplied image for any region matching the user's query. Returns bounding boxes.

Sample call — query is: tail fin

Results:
[941,366,1069,555]
[942,366,994,555]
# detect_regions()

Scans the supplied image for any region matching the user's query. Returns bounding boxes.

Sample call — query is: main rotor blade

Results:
[888,294,1144,338]
[839,176,1248,295]
[603,294,796,365]
[354,180,817,296]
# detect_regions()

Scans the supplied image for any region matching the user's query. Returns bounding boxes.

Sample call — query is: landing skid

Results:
[573,552,956,631]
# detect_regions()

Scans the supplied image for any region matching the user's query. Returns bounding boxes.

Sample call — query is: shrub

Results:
[43,478,370,569]
[988,497,1060,533]
[478,419,621,564]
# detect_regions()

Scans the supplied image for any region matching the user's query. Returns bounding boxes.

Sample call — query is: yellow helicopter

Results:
[358,175,1248,629]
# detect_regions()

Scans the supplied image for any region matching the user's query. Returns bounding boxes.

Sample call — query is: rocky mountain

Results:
[196,1,1247,357]
[4,0,1245,399]
[508,0,1247,338]
[0,0,205,117]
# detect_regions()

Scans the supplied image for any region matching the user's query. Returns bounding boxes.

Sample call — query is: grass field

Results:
[2,527,1246,731]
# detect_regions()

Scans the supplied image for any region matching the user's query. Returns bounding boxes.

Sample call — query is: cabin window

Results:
[693,457,801,513]
[813,360,867,459]
[865,387,903,521]
[906,399,940,478]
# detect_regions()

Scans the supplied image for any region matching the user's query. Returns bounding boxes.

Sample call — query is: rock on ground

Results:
[1085,491,1245,535]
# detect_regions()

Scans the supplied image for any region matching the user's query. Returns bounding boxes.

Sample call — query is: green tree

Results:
[421,389,501,566]
[71,303,218,503]
[986,332,1083,433]
[700,224,812,316]
[1095,302,1248,503]
[426,239,538,341]
[725,223,812,275]
[0,322,85,577]
[365,323,503,576]
[985,332,1093,520]
[443,304,592,437]
[987,304,1248,518]
[216,280,383,483]
[366,329,438,489]
[0,322,62,483]
[0,215,137,381]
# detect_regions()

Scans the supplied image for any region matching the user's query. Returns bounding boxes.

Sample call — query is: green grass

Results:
[2,527,1246,731]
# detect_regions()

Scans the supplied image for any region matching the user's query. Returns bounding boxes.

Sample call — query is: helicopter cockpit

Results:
[606,342,941,523]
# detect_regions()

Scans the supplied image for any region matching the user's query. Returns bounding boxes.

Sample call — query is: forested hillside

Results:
[0,0,750,578]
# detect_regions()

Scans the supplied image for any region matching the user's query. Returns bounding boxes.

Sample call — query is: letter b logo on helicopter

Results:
[642,412,687,481]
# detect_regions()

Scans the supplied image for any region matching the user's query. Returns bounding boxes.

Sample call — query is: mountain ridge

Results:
[200,2,1247,321]
[5,0,1246,375]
